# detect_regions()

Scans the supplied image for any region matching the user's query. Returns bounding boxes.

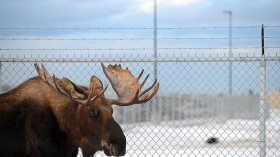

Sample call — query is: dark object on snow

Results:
[206,137,219,144]
[0,63,159,157]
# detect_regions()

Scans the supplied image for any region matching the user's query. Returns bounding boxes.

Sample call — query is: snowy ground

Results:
[78,110,280,157]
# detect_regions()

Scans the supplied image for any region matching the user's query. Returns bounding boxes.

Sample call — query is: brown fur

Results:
[0,77,126,157]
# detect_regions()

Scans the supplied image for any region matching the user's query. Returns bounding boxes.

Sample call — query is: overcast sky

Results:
[0,0,279,28]
[0,0,279,94]
[0,0,279,56]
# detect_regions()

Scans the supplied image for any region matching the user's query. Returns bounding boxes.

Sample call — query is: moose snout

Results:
[101,139,126,156]
[102,118,126,156]
[109,142,126,156]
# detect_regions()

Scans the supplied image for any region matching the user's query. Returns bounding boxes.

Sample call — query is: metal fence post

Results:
[259,24,267,157]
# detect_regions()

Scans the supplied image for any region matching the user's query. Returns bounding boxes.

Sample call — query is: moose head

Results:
[34,63,159,156]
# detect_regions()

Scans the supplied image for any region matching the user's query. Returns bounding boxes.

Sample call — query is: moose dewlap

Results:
[0,63,159,157]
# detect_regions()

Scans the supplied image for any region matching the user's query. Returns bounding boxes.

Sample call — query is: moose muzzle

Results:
[101,118,126,156]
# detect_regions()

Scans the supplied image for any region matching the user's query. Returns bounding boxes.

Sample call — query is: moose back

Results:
[0,63,159,157]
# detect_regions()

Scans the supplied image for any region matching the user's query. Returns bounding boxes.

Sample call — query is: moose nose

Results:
[106,132,126,156]
[103,118,126,156]
[102,141,126,156]
[110,143,126,156]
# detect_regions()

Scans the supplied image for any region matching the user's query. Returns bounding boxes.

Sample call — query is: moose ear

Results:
[60,77,88,100]
[89,76,104,95]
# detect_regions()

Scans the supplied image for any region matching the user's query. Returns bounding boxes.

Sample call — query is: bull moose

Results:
[0,63,159,157]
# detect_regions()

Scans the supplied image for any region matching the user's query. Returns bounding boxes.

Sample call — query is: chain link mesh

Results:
[0,54,279,157]
[0,25,279,156]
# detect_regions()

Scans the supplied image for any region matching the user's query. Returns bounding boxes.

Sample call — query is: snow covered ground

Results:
[78,110,280,157]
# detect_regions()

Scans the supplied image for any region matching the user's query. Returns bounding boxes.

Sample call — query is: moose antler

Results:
[34,63,53,84]
[101,63,159,106]
[34,63,107,106]
[34,63,60,89]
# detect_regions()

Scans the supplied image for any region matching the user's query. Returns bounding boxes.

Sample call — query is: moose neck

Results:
[48,92,83,146]
[13,77,84,146]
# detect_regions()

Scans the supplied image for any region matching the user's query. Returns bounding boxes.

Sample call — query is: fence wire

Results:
[0,54,279,157]
[0,25,279,157]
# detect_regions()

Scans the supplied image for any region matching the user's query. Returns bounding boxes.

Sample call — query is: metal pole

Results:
[223,11,232,95]
[154,0,158,81]
[153,0,159,123]
[259,24,266,157]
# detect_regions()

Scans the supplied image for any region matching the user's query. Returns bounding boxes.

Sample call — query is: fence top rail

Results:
[0,25,279,30]
[0,56,279,63]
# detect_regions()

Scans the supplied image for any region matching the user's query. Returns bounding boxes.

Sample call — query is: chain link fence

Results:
[0,54,279,157]
[0,25,279,156]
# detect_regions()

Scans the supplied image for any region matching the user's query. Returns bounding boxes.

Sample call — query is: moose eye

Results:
[89,108,99,118]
